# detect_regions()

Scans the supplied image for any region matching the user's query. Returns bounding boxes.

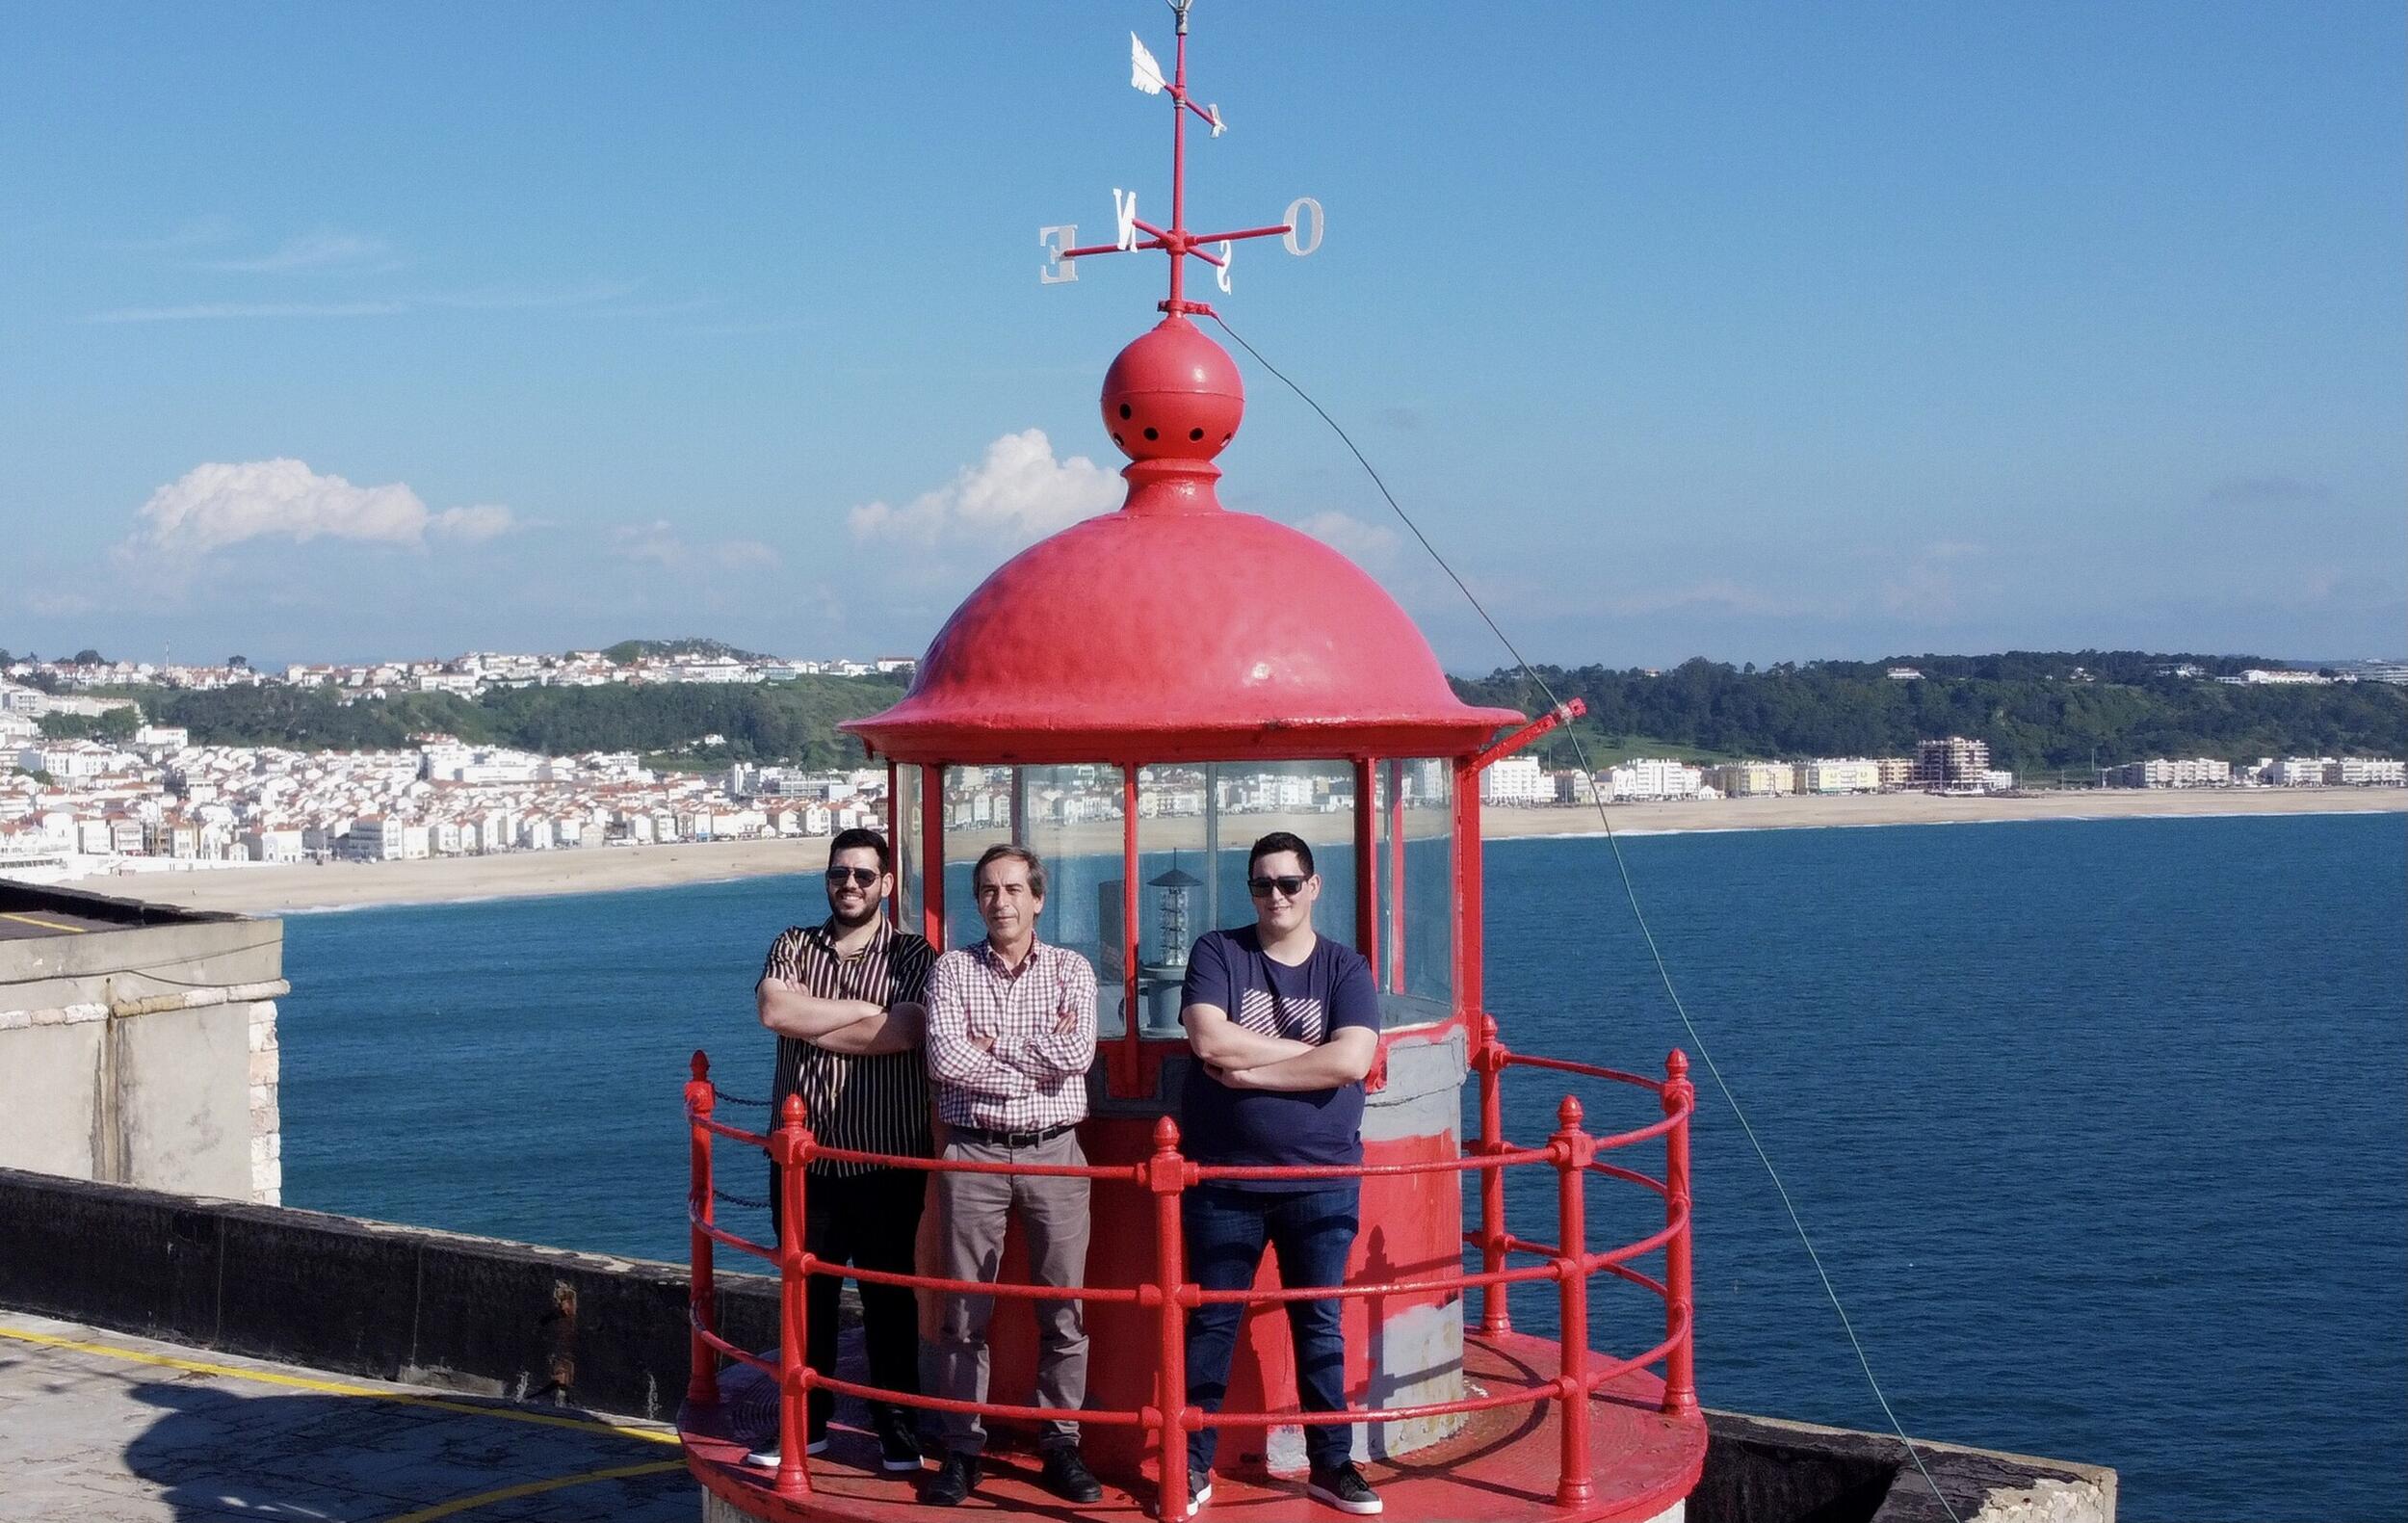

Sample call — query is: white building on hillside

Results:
[2333,757,2406,786]
[2106,757,2232,788]
[1800,758,1881,795]
[1607,758,1704,801]
[1479,754,1549,805]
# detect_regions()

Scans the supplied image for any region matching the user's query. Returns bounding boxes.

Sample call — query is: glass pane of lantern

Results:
[1392,758,1454,1024]
[1131,764,1213,1037]
[1203,760,1361,953]
[1010,763,1127,1037]
[938,765,1016,952]
[890,764,920,935]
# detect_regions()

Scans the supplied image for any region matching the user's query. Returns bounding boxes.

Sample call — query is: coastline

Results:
[48,787,2405,917]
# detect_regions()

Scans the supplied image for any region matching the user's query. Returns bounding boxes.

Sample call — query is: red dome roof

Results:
[846,322,1520,765]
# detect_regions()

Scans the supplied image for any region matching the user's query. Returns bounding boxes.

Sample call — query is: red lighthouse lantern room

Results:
[674,12,1707,1522]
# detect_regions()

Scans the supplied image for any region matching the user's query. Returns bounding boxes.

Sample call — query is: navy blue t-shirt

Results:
[1178,927,1381,1192]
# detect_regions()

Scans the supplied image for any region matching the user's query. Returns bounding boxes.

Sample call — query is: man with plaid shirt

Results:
[918,844,1103,1508]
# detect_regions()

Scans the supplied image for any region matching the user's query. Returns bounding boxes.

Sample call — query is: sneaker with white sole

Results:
[1182,1479,1214,1517]
[742,1433,829,1468]
[1307,1461,1382,1514]
[874,1409,925,1473]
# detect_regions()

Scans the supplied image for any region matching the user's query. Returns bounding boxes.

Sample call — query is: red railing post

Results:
[1147,1116,1193,1522]
[1551,1095,1594,1509]
[773,1095,815,1500]
[1476,1014,1511,1334]
[1661,1050,1699,1418]
[684,1051,719,1410]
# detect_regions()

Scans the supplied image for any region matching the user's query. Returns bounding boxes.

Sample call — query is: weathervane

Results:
[1038,0,1322,315]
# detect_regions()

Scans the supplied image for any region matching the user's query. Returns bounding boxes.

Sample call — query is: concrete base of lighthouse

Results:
[680,1327,1706,1523]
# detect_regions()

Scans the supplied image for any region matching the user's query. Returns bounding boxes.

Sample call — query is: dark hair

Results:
[974,843,1047,900]
[1248,831,1314,877]
[827,827,892,874]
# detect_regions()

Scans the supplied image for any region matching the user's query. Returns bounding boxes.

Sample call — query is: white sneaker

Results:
[1183,1479,1214,1517]
[742,1435,829,1468]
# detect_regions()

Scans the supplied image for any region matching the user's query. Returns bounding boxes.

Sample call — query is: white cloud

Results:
[608,520,781,571]
[206,232,393,274]
[1595,579,1838,619]
[850,429,1120,545]
[110,216,239,252]
[130,460,515,555]
[431,505,516,543]
[91,302,406,323]
[1296,511,1402,569]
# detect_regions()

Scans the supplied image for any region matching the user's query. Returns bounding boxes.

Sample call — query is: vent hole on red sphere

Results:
[1112,433,1125,447]
[1189,428,1204,441]
[1118,404,1133,420]
[1221,433,1233,444]
[1143,427,1159,441]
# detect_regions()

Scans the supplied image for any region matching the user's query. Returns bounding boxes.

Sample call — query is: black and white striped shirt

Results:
[761,918,935,1178]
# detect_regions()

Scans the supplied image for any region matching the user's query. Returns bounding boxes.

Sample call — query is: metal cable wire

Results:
[1210,310,1966,1522]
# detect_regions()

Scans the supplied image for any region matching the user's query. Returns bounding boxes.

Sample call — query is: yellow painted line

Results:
[0,910,87,932]
[0,1326,680,1447]
[377,1459,686,1523]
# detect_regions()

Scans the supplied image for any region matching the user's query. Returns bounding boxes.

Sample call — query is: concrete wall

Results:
[0,1169,2112,1521]
[0,892,285,1204]
[0,1168,775,1422]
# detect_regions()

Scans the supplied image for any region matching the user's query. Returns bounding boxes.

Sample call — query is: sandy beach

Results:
[48,786,2401,917]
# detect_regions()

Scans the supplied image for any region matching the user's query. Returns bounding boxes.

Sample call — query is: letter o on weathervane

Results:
[1282,197,1324,257]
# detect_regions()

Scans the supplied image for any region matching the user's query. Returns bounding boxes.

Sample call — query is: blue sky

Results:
[4,3,2400,670]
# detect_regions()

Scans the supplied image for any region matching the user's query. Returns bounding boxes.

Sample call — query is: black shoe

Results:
[921,1453,981,1507]
[1308,1462,1382,1515]
[1040,1446,1104,1504]
[873,1409,924,1472]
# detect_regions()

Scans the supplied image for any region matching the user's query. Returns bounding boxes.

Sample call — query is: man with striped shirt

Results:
[746,827,933,1477]
[918,844,1104,1508]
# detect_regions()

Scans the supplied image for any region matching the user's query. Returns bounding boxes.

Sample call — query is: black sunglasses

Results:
[1247,874,1308,899]
[825,866,881,887]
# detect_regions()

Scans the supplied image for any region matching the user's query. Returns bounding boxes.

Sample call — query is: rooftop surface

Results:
[0,882,235,942]
[0,1313,691,1522]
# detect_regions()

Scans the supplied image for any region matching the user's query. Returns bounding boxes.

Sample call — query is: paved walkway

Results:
[0,1314,696,1522]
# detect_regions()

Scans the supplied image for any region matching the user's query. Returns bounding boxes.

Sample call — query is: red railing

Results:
[680,1032,1696,1517]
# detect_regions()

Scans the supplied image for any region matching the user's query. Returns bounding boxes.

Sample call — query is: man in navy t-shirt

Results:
[1176,831,1383,1517]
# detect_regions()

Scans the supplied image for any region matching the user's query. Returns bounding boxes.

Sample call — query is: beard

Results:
[827,895,881,931]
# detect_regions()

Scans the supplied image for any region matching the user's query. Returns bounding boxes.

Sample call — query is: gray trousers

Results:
[930,1129,1091,1456]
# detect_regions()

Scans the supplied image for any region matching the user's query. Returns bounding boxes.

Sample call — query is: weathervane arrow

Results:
[1036,0,1321,316]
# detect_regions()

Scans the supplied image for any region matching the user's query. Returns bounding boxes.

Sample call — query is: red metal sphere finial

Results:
[1101,316,1243,468]
[1151,1115,1182,1149]
[1556,1095,1585,1131]
[690,1049,709,1081]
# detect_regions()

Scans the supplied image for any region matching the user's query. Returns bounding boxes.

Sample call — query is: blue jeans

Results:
[1182,1182,1360,1476]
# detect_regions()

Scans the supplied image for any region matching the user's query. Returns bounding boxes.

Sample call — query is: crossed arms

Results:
[923,952,1098,1098]
[1183,1003,1376,1091]
[757,974,924,1056]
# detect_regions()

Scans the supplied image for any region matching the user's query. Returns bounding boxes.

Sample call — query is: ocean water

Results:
[279,813,2407,1521]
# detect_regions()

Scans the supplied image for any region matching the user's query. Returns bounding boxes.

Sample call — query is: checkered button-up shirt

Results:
[923,936,1097,1132]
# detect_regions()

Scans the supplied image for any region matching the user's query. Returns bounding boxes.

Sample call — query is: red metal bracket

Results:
[1474,697,1585,773]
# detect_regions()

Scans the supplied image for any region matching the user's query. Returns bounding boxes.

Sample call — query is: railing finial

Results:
[1556,1093,1584,1131]
[690,1048,709,1081]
